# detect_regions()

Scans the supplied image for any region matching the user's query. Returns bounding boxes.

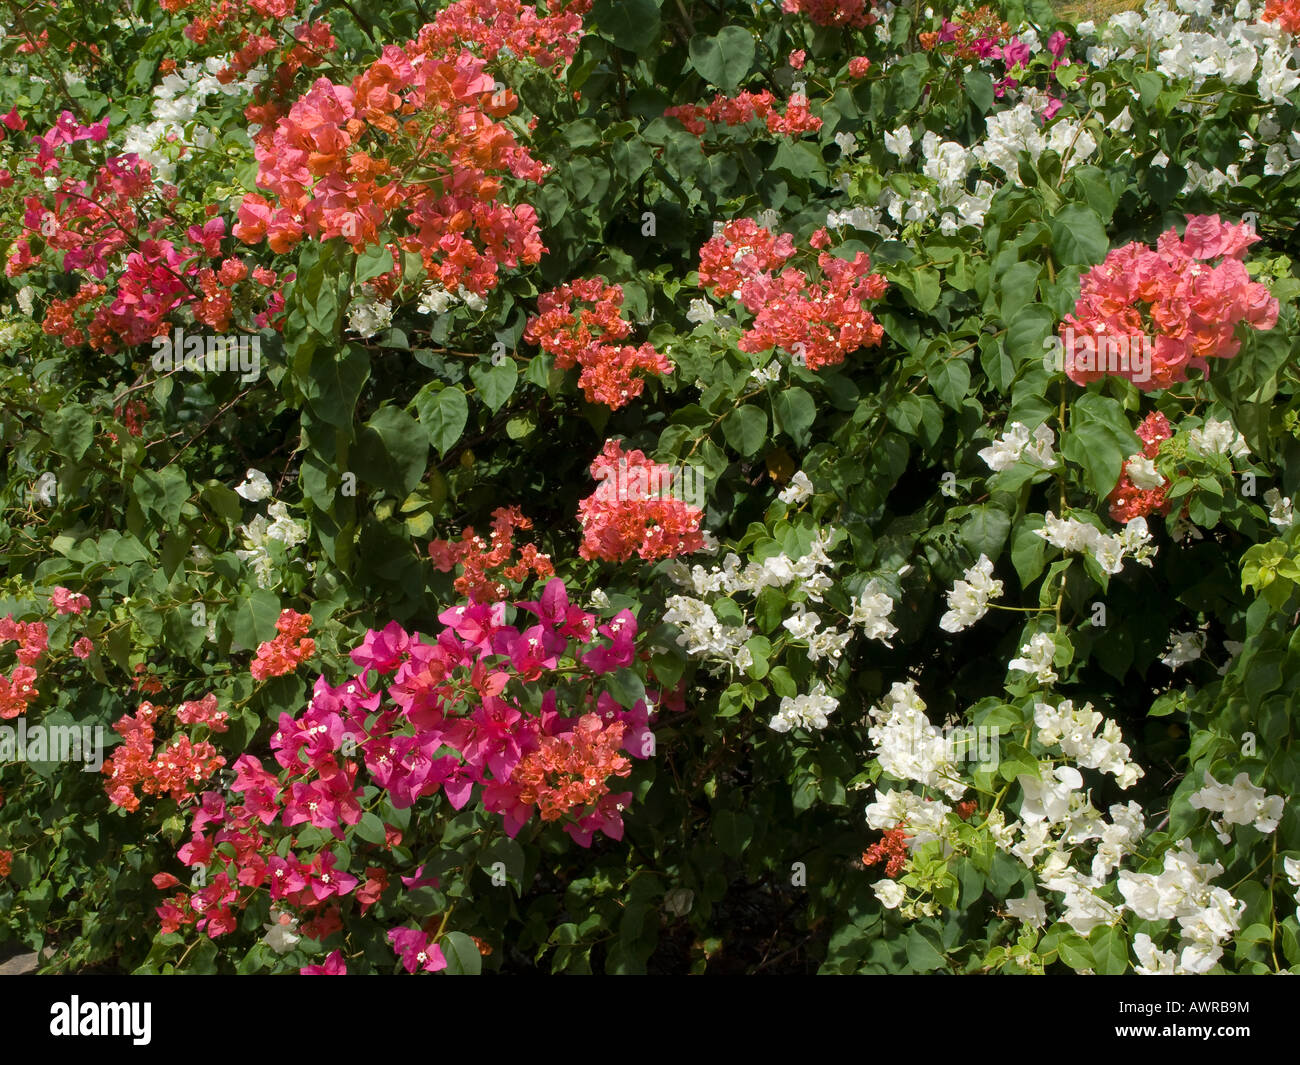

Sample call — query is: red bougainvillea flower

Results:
[782,0,877,28]
[523,278,672,409]
[51,586,90,615]
[1108,411,1174,523]
[1060,215,1279,392]
[576,439,705,562]
[251,609,316,680]
[301,949,347,975]
[1262,0,1300,33]
[665,89,821,137]
[388,927,448,973]
[698,219,888,370]
[862,824,911,878]
[428,505,554,602]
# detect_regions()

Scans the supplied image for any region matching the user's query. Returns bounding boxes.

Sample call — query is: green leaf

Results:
[722,405,768,457]
[302,344,370,430]
[354,407,430,496]
[961,505,1012,559]
[47,405,94,461]
[712,810,754,858]
[468,360,517,414]
[231,588,282,650]
[689,26,755,93]
[440,931,483,975]
[132,467,189,525]
[904,927,946,972]
[772,387,816,446]
[591,0,660,52]
[354,244,394,284]
[416,385,470,457]
[1050,204,1109,268]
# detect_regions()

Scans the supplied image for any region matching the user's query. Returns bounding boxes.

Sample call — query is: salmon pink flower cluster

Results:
[781,0,878,29]
[0,617,47,719]
[698,220,888,370]
[1109,412,1173,524]
[862,824,911,878]
[250,609,315,680]
[103,700,227,813]
[577,440,705,563]
[427,505,554,602]
[152,579,655,948]
[231,3,584,295]
[402,0,591,70]
[1262,0,1300,34]
[499,713,631,829]
[50,587,91,615]
[1061,215,1280,392]
[523,278,673,409]
[664,90,822,137]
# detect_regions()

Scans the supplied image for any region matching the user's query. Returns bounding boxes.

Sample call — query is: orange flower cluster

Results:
[919,6,1011,57]
[427,506,555,603]
[1109,411,1172,524]
[250,609,315,680]
[232,2,590,298]
[510,714,630,821]
[665,90,821,137]
[577,440,705,563]
[103,701,226,812]
[862,825,911,878]
[1263,0,1300,33]
[523,277,672,409]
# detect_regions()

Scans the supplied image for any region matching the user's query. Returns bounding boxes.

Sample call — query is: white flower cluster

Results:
[978,421,1058,472]
[769,681,839,733]
[867,681,968,800]
[1035,511,1156,575]
[1092,1,1300,102]
[1186,418,1250,459]
[1263,487,1294,528]
[778,471,814,505]
[972,104,1098,181]
[824,204,893,238]
[881,130,997,235]
[1161,630,1205,670]
[415,280,487,316]
[118,57,265,184]
[1122,842,1246,974]
[939,554,1002,632]
[666,528,838,601]
[1008,632,1059,686]
[233,468,308,589]
[1033,698,1144,788]
[346,294,393,339]
[662,595,755,671]
[1188,770,1285,839]
[665,530,899,731]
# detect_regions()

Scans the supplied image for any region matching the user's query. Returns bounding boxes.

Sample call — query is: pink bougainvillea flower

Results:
[388,927,448,974]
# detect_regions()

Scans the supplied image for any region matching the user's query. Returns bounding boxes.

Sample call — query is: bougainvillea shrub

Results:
[3,0,1300,975]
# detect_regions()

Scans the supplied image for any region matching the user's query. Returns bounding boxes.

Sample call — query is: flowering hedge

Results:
[2,0,1300,975]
